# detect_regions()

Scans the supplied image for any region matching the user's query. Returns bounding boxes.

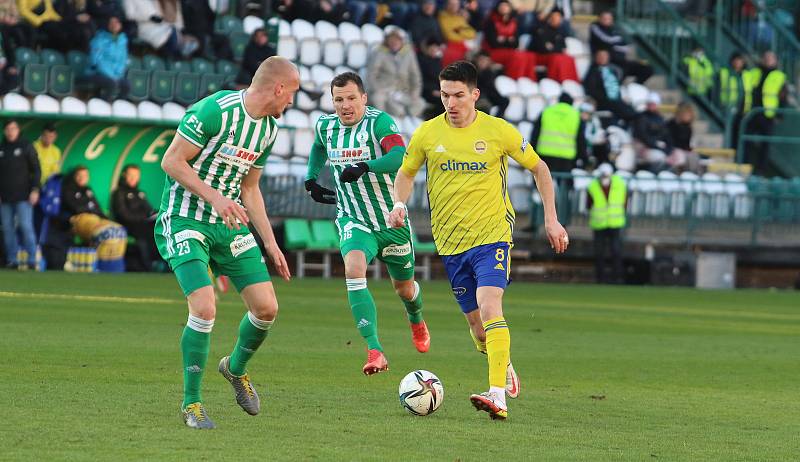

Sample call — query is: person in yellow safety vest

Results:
[532,92,587,173]
[682,47,715,97]
[718,52,752,149]
[745,50,787,175]
[586,163,627,284]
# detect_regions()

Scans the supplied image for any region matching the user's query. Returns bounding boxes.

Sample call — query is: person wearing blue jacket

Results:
[86,15,129,101]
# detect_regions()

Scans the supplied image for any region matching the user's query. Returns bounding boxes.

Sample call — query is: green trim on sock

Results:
[229,313,270,376]
[348,287,382,351]
[181,326,210,408]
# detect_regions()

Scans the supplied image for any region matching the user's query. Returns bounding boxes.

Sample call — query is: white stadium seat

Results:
[516,121,533,140]
[279,19,291,37]
[494,75,517,97]
[299,65,311,82]
[295,81,319,111]
[87,98,112,117]
[315,20,339,41]
[270,129,292,158]
[538,78,561,103]
[33,95,60,113]
[137,101,162,120]
[299,38,322,67]
[504,95,526,122]
[265,157,290,176]
[516,77,538,97]
[162,102,186,121]
[111,99,137,118]
[526,95,546,121]
[323,39,346,68]
[361,23,384,46]
[293,128,315,158]
[3,92,30,112]
[334,65,355,76]
[565,37,586,57]
[288,161,307,178]
[309,110,326,123]
[561,79,584,100]
[311,64,335,88]
[625,83,650,111]
[346,41,369,69]
[291,19,316,40]
[319,87,335,112]
[284,109,310,128]
[242,15,264,34]
[60,96,87,115]
[575,55,591,80]
[277,36,298,61]
[338,22,362,45]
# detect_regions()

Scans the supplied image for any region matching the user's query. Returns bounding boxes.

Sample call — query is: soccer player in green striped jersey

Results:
[305,72,430,375]
[155,57,298,429]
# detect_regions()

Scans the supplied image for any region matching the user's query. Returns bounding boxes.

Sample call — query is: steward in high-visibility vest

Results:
[587,174,627,230]
[750,54,787,119]
[719,53,752,113]
[536,101,581,160]
[683,49,715,96]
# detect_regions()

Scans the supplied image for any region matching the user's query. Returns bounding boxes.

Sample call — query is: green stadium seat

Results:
[149,70,176,103]
[284,218,312,250]
[199,73,227,96]
[175,72,200,105]
[412,232,437,254]
[214,15,243,34]
[231,32,250,61]
[285,219,335,278]
[22,64,49,95]
[126,69,150,102]
[216,59,237,76]
[191,58,213,74]
[15,47,39,67]
[168,59,192,73]
[142,54,166,72]
[127,55,142,70]
[66,51,88,75]
[310,220,339,249]
[48,65,74,97]
[40,49,66,66]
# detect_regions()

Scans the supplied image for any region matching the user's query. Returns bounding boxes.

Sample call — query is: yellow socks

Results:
[483,317,510,390]
[469,328,487,354]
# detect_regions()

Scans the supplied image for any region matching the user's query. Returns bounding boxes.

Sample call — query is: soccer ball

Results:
[398,370,444,416]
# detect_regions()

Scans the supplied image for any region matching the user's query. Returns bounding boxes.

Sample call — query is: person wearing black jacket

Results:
[527,9,578,82]
[235,28,276,87]
[181,0,232,60]
[474,51,509,118]
[589,11,652,84]
[583,49,637,122]
[632,92,671,172]
[417,37,445,119]
[408,0,443,49]
[0,120,40,269]
[112,165,158,271]
[0,28,20,95]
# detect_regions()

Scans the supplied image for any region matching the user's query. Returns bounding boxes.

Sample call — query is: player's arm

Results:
[340,113,405,182]
[240,166,290,281]
[388,129,427,228]
[305,122,336,204]
[505,123,568,253]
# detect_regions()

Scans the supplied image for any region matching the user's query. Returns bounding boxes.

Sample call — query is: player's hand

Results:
[388,204,406,228]
[339,162,369,183]
[545,219,569,254]
[267,243,291,281]
[304,179,336,204]
[211,194,249,230]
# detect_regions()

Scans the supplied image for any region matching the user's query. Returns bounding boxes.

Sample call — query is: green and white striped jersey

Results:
[158,90,278,224]
[313,106,402,231]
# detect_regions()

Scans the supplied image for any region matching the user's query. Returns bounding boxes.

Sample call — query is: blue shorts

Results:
[441,242,511,313]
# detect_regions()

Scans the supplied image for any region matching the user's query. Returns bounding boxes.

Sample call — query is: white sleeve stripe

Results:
[177,129,205,148]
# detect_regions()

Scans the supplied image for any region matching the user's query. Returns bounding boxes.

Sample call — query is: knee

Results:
[188,289,216,320]
[250,298,278,321]
[394,281,416,301]
[344,254,367,279]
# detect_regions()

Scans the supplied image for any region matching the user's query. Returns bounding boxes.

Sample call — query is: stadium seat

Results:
[264,157,290,175]
[319,87,334,112]
[493,75,517,97]
[126,55,142,70]
[150,71,177,104]
[299,65,311,82]
[22,64,48,95]
[299,38,322,67]
[561,79,584,100]
[323,40,346,68]
[112,99,137,118]
[48,65,74,97]
[277,36,298,61]
[270,129,292,158]
[625,83,649,111]
[724,173,751,219]
[161,102,185,121]
[87,98,112,116]
[242,15,264,34]
[231,32,250,61]
[142,55,166,72]
[284,109,310,128]
[168,60,192,73]
[564,37,586,57]
[516,77,538,97]
[311,64,335,88]
[200,73,227,96]
[292,19,316,40]
[309,110,325,122]
[66,51,88,74]
[215,15,243,34]
[39,48,65,66]
[15,47,39,67]
[137,100,162,120]
[338,22,362,45]
[216,59,236,76]
[192,58,213,74]
[126,69,150,102]
[526,95,546,121]
[538,78,561,103]
[293,128,315,158]
[517,121,533,140]
[346,41,369,69]
[61,96,87,115]
[506,165,531,210]
[575,55,591,80]
[361,23,384,46]
[278,19,291,37]
[175,73,200,105]
[310,220,339,248]
[3,92,30,112]
[284,218,335,278]
[334,65,354,76]
[295,83,319,111]
[504,96,525,122]
[32,94,60,113]
[315,20,339,41]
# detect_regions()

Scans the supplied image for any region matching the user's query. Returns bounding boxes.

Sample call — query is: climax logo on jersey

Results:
[439,160,488,173]
[230,234,257,257]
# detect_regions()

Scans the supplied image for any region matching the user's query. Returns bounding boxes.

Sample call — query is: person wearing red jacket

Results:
[482,0,536,80]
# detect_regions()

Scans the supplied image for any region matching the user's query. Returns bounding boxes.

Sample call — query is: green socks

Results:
[346,278,382,351]
[402,281,424,324]
[229,311,273,376]
[181,315,213,409]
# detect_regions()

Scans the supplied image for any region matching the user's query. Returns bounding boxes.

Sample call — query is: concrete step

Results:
[646,75,668,90]
[695,133,724,149]
[573,1,594,15]
[659,89,683,105]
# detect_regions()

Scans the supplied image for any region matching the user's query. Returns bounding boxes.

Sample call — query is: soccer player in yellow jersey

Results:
[389,61,569,420]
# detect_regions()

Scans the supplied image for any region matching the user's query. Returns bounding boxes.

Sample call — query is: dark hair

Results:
[3,119,18,128]
[122,164,140,173]
[558,92,574,105]
[729,52,744,63]
[439,61,478,88]
[42,122,56,132]
[330,71,365,94]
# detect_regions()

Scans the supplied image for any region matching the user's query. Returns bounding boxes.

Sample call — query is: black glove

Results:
[339,162,369,183]
[305,179,336,204]
[150,15,163,23]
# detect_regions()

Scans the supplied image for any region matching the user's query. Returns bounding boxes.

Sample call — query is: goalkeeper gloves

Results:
[339,162,369,183]
[304,179,336,204]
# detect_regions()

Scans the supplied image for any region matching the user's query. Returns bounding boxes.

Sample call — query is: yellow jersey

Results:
[400,111,540,255]
[33,140,62,186]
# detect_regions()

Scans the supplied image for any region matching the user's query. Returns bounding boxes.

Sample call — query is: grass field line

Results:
[537,299,800,322]
[0,291,183,305]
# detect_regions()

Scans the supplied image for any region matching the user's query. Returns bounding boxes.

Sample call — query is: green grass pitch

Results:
[1,271,798,461]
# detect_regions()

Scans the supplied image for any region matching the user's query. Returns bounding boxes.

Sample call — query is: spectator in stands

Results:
[666,102,701,173]
[509,0,553,34]
[531,92,586,173]
[181,0,233,60]
[0,27,19,95]
[527,9,579,82]
[52,0,94,51]
[343,0,376,25]
[682,46,714,98]
[112,165,158,272]
[366,26,424,118]
[438,0,476,67]
[33,123,61,187]
[417,37,444,120]
[123,0,198,58]
[278,0,350,24]
[0,0,35,48]
[84,15,130,101]
[719,52,752,148]
[632,92,671,172]
[383,0,418,30]
[746,50,788,175]
[587,163,627,284]
[235,28,276,87]
[580,99,611,167]
[0,120,40,270]
[474,50,509,118]
[18,0,80,52]
[409,0,443,49]
[464,0,484,30]
[483,0,536,80]
[589,11,652,84]
[583,49,637,122]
